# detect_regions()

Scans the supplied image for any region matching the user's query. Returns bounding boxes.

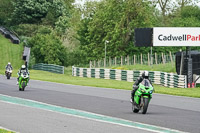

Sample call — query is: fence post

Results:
[180,52,184,75]
[141,54,143,65]
[98,60,100,68]
[115,57,117,66]
[162,53,165,64]
[104,58,106,68]
[127,55,129,65]
[148,53,150,66]
[90,61,92,68]
[134,55,136,65]
[94,60,96,68]
[169,51,173,63]
[109,57,111,66]
[155,53,157,65]
[121,56,123,66]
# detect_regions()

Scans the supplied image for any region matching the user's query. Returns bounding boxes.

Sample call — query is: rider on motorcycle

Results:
[17,65,29,85]
[5,62,13,74]
[130,71,152,103]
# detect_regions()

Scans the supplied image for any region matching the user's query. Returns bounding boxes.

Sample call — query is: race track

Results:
[0,75,199,133]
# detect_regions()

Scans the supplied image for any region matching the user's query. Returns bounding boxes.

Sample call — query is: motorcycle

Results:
[19,72,29,91]
[5,68,12,79]
[132,79,154,114]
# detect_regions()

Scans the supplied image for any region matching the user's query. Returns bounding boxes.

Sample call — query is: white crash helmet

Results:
[21,65,26,69]
[8,62,11,65]
[142,71,149,79]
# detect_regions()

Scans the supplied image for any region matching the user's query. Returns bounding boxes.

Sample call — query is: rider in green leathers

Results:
[17,65,29,85]
[130,71,152,103]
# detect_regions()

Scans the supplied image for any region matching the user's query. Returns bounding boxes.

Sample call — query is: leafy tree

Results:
[77,0,158,62]
[11,24,52,37]
[28,33,67,65]
[0,0,15,25]
[55,15,69,36]
[42,0,69,26]
[12,0,50,24]
[176,0,199,10]
[171,5,200,27]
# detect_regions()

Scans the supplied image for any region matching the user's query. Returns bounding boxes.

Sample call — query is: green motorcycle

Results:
[132,79,154,114]
[19,72,29,91]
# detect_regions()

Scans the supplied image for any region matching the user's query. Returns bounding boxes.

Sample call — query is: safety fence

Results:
[89,52,175,68]
[32,63,64,74]
[72,66,186,88]
[0,26,20,44]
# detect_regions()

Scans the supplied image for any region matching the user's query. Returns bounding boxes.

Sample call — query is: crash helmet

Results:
[142,71,149,79]
[8,62,11,65]
[21,65,26,70]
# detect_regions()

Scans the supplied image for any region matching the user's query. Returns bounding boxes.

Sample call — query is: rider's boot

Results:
[130,90,135,103]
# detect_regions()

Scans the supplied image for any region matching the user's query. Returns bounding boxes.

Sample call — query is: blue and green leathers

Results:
[132,79,154,114]
[18,72,29,91]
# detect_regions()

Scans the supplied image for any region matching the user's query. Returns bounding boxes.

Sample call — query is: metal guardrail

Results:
[32,63,64,74]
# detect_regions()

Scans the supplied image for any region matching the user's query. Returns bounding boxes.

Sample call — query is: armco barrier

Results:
[32,63,64,74]
[72,66,187,88]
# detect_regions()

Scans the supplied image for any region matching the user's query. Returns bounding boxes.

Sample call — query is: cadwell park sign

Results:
[134,27,200,88]
[153,27,200,46]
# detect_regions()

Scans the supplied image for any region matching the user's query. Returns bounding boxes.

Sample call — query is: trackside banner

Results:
[153,27,200,46]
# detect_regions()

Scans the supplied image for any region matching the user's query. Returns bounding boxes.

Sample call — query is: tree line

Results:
[0,0,199,67]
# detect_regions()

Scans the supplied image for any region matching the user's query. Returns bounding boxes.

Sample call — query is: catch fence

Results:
[89,52,175,68]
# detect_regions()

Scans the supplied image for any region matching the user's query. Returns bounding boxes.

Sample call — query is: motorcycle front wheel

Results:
[141,97,150,114]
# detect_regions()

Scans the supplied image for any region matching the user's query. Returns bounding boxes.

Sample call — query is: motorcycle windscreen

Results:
[141,79,152,88]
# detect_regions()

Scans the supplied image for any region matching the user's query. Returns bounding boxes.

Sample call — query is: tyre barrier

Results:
[0,26,20,44]
[72,66,187,88]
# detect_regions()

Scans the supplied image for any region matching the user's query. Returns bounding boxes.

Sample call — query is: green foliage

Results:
[171,6,200,27]
[77,0,159,62]
[28,33,67,65]
[42,0,69,26]
[11,24,52,37]
[55,15,69,36]
[12,0,50,24]
[65,47,88,67]
[0,0,14,25]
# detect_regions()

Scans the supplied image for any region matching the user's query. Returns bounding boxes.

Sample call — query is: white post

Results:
[105,40,109,67]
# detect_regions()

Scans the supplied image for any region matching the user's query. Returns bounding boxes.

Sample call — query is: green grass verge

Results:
[111,63,176,73]
[0,34,24,71]
[27,67,200,98]
[0,129,15,133]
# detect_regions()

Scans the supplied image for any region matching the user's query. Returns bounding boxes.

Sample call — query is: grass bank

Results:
[0,34,24,72]
[0,129,15,133]
[28,67,200,98]
[111,63,176,73]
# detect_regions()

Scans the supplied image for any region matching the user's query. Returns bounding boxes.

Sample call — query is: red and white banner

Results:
[153,27,200,46]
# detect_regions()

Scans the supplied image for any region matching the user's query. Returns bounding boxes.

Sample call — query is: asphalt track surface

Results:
[0,75,200,133]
